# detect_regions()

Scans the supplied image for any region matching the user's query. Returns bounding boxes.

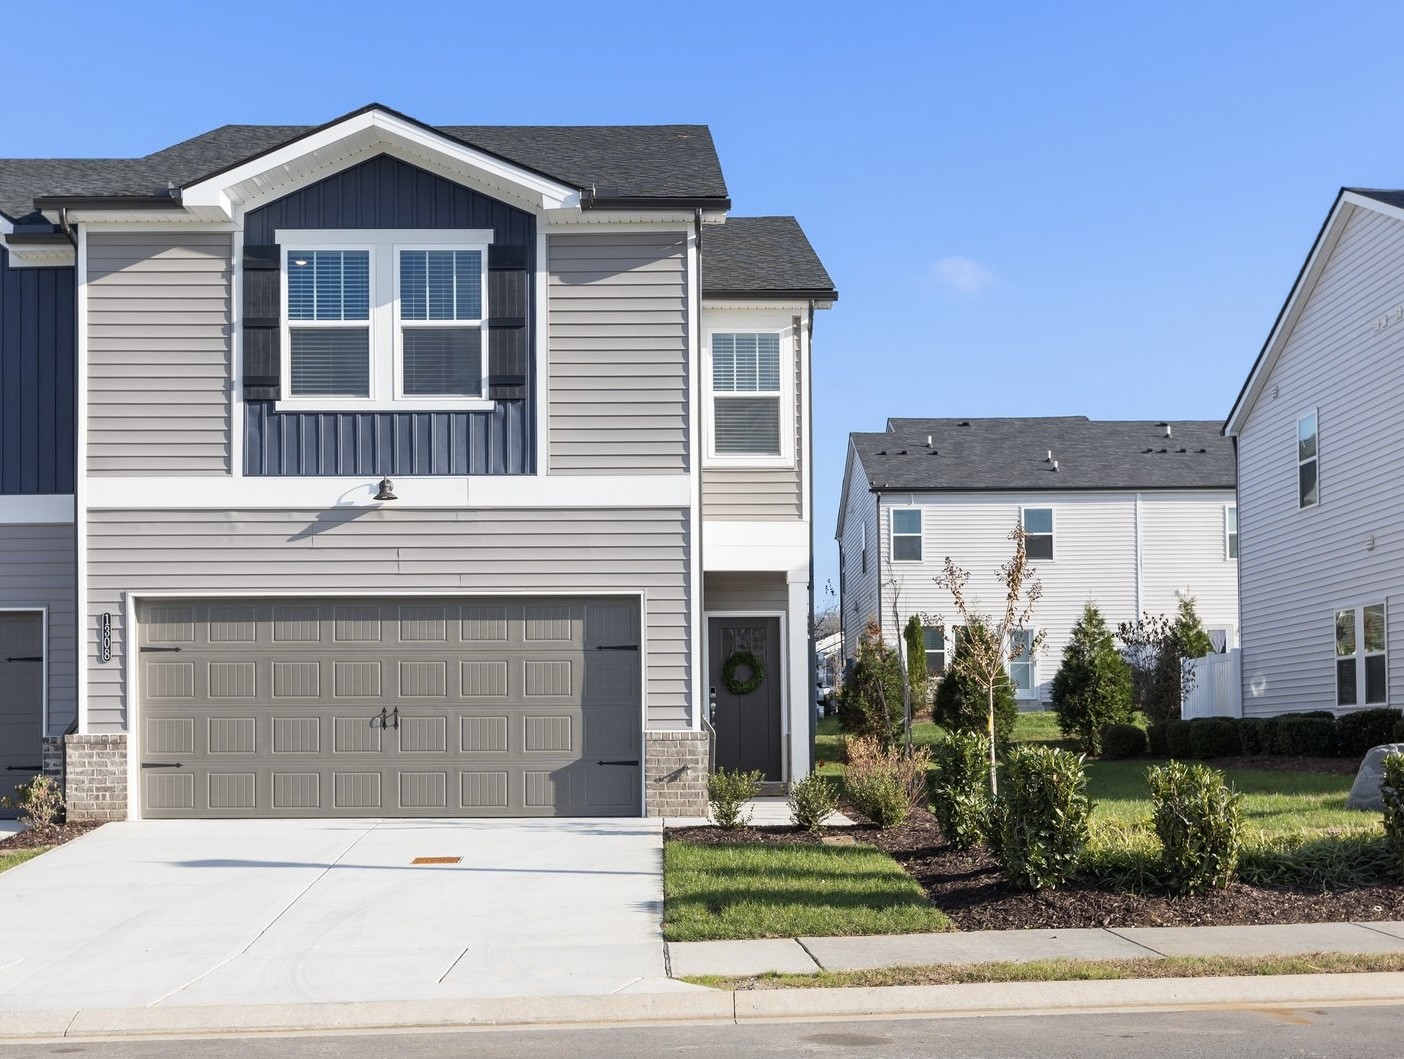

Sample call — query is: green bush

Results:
[1188,717,1241,759]
[1394,718,1404,744]
[1238,717,1276,755]
[1148,761,1243,894]
[707,767,762,829]
[1100,723,1147,760]
[1272,715,1338,757]
[838,620,905,747]
[0,773,63,829]
[1146,720,1170,757]
[929,731,992,849]
[1050,603,1134,756]
[997,745,1090,890]
[1164,718,1193,759]
[1382,754,1404,880]
[788,772,839,832]
[1337,708,1402,758]
[903,614,929,712]
[932,625,1019,746]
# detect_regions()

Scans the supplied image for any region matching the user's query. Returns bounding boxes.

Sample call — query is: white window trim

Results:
[1225,503,1238,560]
[701,323,795,467]
[1008,626,1038,700]
[889,507,923,564]
[276,228,496,412]
[1297,409,1319,510]
[1335,601,1388,708]
[1020,505,1055,562]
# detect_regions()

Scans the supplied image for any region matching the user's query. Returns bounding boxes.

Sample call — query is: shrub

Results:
[838,620,904,747]
[1164,718,1193,759]
[997,744,1090,890]
[903,614,929,713]
[1188,717,1241,759]
[932,622,1019,746]
[929,731,992,849]
[844,735,930,828]
[1100,722,1147,760]
[1337,708,1403,758]
[707,767,762,829]
[1147,761,1243,894]
[1394,717,1404,744]
[1272,714,1338,757]
[1050,603,1134,756]
[0,773,64,830]
[1238,717,1276,756]
[1380,753,1404,879]
[1146,720,1171,757]
[788,772,839,832]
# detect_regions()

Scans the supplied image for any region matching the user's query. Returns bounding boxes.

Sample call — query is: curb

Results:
[3,972,1404,1041]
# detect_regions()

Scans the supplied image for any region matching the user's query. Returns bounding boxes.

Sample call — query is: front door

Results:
[708,616,782,781]
[0,613,44,817]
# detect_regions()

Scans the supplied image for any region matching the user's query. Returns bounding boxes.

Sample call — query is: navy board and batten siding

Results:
[0,245,76,493]
[243,154,537,476]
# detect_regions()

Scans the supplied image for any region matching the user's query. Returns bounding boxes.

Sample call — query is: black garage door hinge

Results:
[595,644,639,652]
[141,762,184,769]
[140,646,183,653]
[596,759,640,766]
[2,656,41,663]
[5,764,41,771]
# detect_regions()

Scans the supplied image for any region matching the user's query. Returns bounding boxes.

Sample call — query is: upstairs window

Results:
[890,509,922,561]
[711,332,782,455]
[1298,412,1318,508]
[397,249,485,397]
[1021,507,1053,560]
[1336,603,1387,707]
[1226,505,1239,559]
[288,250,371,397]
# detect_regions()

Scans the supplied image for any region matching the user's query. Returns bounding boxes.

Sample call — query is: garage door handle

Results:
[141,762,184,769]
[596,760,639,766]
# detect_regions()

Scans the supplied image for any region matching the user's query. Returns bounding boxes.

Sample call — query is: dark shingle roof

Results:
[1347,188,1404,210]
[854,417,1235,492]
[702,216,836,298]
[0,114,729,220]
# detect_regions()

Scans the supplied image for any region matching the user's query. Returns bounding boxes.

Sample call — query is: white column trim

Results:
[75,225,89,733]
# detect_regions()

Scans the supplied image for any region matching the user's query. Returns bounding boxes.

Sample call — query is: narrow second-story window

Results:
[1336,604,1387,707]
[288,250,371,397]
[891,509,922,561]
[860,522,868,574]
[712,332,782,455]
[1022,507,1053,560]
[397,249,485,398]
[1298,412,1318,508]
[1226,505,1239,559]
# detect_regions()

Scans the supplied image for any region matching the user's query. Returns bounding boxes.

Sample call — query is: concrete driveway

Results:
[0,818,686,1011]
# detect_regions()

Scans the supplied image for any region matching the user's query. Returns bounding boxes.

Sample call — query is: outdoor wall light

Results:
[374,478,398,501]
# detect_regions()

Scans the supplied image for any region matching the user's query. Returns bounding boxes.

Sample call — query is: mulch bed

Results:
[0,821,102,853]
[667,803,1404,930]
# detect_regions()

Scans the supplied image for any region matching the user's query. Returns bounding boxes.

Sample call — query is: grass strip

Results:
[664,840,951,942]
[683,952,1404,990]
[0,847,48,873]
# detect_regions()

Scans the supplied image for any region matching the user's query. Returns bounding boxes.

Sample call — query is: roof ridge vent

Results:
[958,421,970,427]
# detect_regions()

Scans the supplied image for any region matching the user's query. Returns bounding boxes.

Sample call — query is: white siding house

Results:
[1226,189,1404,717]
[836,418,1239,705]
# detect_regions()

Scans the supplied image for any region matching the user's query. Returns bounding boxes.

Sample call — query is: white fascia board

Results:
[704,520,809,572]
[0,239,75,268]
[86,474,691,511]
[543,211,698,229]
[0,495,75,524]
[181,109,579,219]
[834,440,860,541]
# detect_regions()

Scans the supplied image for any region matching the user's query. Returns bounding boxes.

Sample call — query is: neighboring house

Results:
[836,417,1239,706]
[1225,188,1404,718]
[0,103,835,821]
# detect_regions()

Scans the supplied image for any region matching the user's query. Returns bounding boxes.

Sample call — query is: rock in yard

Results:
[1346,743,1404,811]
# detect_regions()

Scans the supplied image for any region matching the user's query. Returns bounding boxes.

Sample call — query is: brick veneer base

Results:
[41,737,65,783]
[644,730,710,817]
[64,734,128,822]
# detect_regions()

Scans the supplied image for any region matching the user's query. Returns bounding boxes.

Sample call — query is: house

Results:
[0,103,836,821]
[836,417,1238,705]
[1225,188,1404,718]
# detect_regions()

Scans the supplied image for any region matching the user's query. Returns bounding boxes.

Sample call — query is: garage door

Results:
[137,597,641,818]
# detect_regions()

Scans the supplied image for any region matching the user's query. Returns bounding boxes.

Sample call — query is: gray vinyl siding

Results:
[547,233,689,473]
[0,522,76,735]
[87,232,231,475]
[704,571,788,611]
[837,451,880,661]
[85,507,690,732]
[1237,204,1404,716]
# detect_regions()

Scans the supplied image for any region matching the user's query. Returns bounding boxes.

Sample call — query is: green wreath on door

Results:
[722,649,765,695]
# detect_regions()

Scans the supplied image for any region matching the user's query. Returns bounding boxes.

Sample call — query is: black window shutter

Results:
[486,245,528,400]
[243,244,281,401]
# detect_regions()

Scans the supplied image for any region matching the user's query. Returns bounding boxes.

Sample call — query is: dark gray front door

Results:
[0,613,44,818]
[138,597,642,819]
[709,616,782,781]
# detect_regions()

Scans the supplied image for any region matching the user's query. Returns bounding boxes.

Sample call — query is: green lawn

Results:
[0,848,46,873]
[663,840,951,941]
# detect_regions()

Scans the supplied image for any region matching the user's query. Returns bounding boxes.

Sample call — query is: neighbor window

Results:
[1336,603,1387,707]
[890,508,922,561]
[1022,507,1053,560]
[1298,412,1318,508]
[1008,628,1036,696]
[1226,505,1238,559]
[711,332,782,455]
[860,521,868,574]
[922,626,946,676]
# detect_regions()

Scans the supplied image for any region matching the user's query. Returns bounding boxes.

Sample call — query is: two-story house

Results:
[0,104,835,821]
[836,417,1238,705]
[1226,188,1404,718]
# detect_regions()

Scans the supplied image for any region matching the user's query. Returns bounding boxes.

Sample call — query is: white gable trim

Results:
[1224,191,1404,436]
[181,108,580,220]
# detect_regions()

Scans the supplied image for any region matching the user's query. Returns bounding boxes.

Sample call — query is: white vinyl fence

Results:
[1182,649,1242,719]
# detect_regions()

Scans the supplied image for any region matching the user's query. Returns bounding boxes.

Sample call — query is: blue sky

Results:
[12,2,1402,605]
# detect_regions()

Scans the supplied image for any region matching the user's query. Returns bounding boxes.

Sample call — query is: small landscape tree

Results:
[837,619,904,747]
[903,614,929,718]
[932,622,1019,746]
[1116,611,1179,723]
[1050,602,1133,755]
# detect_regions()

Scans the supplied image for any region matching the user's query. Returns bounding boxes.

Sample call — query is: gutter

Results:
[34,194,184,211]
[704,287,837,303]
[581,189,731,211]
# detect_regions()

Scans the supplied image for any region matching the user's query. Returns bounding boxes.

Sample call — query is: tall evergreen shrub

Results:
[1050,603,1133,755]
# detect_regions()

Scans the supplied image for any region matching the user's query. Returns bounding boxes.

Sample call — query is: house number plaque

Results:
[98,613,112,664]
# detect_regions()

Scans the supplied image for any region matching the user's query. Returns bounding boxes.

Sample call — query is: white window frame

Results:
[1020,506,1055,562]
[921,624,946,677]
[889,507,923,563]
[1297,409,1319,510]
[1335,602,1388,708]
[277,229,495,412]
[702,314,795,467]
[1225,504,1238,560]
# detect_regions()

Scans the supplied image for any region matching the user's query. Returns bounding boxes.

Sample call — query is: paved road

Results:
[8,1003,1404,1058]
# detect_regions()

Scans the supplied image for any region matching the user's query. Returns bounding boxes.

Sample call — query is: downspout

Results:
[1134,492,1144,617]
[693,209,712,752]
[807,300,817,770]
[57,207,77,249]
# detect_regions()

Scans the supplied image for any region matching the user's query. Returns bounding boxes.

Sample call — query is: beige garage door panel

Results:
[138,597,642,818]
